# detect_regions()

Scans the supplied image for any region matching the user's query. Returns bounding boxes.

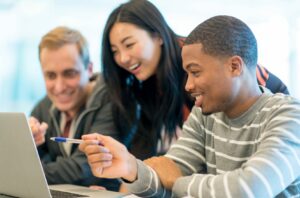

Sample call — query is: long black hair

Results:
[102,0,187,158]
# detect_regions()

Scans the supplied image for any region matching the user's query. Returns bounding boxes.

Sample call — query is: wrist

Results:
[123,154,138,182]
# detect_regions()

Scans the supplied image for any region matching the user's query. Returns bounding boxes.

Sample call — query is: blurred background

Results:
[1,0,299,115]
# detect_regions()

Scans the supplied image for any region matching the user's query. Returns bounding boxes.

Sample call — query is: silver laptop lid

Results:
[0,113,127,198]
[0,112,52,198]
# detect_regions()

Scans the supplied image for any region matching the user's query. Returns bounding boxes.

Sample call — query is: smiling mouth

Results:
[190,93,204,107]
[191,93,202,99]
[129,63,140,70]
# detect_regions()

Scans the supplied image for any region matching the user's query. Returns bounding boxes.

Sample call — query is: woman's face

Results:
[109,22,163,81]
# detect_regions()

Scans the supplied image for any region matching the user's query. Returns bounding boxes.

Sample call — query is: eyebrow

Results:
[111,36,133,49]
[186,63,200,70]
[120,36,132,44]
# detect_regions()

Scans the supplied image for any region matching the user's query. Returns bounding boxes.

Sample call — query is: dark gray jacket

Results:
[31,74,120,190]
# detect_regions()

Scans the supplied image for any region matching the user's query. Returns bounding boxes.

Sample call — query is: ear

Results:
[153,33,163,45]
[87,62,93,77]
[228,56,243,76]
[158,37,163,45]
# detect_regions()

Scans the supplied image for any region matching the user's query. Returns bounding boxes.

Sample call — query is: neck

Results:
[64,81,95,119]
[225,79,262,119]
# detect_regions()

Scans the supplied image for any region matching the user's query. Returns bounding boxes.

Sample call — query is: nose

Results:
[185,74,195,92]
[53,76,66,93]
[119,51,130,65]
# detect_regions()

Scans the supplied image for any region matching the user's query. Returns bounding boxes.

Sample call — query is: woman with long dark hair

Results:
[102,0,191,160]
[101,0,289,160]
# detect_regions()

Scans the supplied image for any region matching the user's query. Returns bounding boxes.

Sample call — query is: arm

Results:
[143,156,183,189]
[30,98,93,184]
[79,134,172,197]
[131,107,208,196]
[79,105,206,197]
[30,96,52,158]
[170,99,300,197]
[79,133,138,181]
[256,64,289,94]
[31,92,120,188]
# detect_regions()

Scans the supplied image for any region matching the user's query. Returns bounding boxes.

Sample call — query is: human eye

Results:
[64,69,79,78]
[190,70,201,77]
[44,72,56,80]
[125,42,135,49]
[111,47,118,55]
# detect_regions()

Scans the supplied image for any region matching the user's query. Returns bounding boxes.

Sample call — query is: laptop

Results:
[0,112,126,198]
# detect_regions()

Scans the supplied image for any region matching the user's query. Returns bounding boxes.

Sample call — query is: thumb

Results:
[82,133,102,140]
[40,122,48,131]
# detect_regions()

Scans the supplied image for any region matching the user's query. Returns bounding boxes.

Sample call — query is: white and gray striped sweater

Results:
[126,91,300,198]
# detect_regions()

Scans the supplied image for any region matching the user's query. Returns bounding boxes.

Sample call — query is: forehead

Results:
[182,43,204,67]
[40,44,82,70]
[40,44,79,59]
[109,22,149,42]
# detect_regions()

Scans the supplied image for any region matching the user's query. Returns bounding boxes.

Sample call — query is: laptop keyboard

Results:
[50,189,89,198]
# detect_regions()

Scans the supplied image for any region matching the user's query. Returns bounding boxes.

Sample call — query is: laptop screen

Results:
[0,112,52,198]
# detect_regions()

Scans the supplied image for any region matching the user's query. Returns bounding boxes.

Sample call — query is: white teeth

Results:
[129,64,139,70]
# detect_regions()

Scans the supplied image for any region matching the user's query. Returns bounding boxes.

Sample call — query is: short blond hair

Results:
[38,26,90,68]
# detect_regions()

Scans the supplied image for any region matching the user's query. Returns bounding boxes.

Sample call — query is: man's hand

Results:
[29,116,48,146]
[144,156,182,189]
[89,185,106,190]
[119,183,129,193]
[79,133,138,182]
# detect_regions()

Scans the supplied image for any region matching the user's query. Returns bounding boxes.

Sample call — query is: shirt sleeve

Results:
[124,106,207,197]
[124,160,171,197]
[170,100,300,197]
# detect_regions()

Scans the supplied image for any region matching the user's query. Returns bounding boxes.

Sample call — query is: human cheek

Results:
[113,54,128,70]
[45,80,55,94]
[139,43,154,60]
[66,75,82,87]
[193,77,204,90]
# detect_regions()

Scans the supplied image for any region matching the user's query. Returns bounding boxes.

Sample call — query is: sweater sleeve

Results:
[125,160,172,197]
[124,106,207,197]
[170,100,300,197]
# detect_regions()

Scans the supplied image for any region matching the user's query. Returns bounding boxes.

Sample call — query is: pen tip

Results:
[50,137,55,141]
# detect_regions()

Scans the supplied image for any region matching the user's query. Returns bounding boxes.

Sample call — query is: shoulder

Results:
[32,96,52,111]
[92,73,107,92]
[30,96,53,118]
[264,92,299,106]
[260,93,300,120]
[87,73,110,107]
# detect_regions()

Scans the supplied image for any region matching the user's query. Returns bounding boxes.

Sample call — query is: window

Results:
[0,0,299,114]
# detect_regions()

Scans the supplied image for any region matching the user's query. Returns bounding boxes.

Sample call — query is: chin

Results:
[55,103,73,112]
[202,111,212,116]
[135,73,153,81]
[135,76,147,81]
[201,107,213,116]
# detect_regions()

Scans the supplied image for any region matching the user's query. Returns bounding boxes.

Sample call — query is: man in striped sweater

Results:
[79,15,300,197]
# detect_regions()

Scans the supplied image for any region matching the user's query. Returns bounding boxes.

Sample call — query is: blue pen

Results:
[50,137,83,144]
[50,137,104,146]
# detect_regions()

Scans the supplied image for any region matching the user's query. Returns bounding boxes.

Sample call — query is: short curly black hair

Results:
[185,15,257,69]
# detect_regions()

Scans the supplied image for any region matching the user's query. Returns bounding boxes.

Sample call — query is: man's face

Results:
[182,43,236,115]
[40,44,91,117]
